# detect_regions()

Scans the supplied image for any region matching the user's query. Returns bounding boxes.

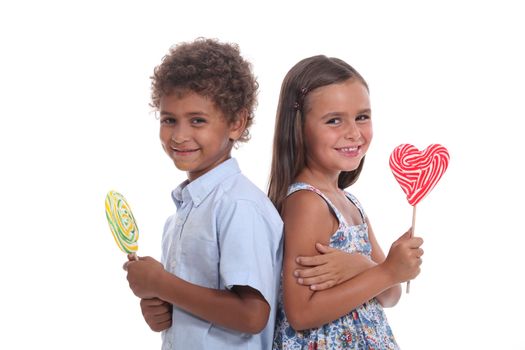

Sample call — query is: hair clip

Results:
[293,101,300,110]
[300,87,308,96]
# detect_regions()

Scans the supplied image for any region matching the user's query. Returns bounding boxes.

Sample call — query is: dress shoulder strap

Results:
[287,182,347,226]
[344,192,367,223]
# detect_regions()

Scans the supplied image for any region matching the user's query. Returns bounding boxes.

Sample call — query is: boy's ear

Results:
[228,109,248,141]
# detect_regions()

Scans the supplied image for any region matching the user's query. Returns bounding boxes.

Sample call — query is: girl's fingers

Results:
[315,243,337,254]
[309,280,336,291]
[294,266,323,278]
[296,255,326,267]
[298,274,330,286]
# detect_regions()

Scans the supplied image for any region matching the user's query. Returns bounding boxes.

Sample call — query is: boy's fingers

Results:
[141,298,165,307]
[154,312,172,323]
[128,253,141,261]
[123,261,132,271]
[146,304,171,316]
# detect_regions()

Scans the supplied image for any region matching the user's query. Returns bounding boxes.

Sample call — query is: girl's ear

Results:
[229,109,248,141]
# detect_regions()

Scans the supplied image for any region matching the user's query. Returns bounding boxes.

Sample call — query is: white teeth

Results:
[339,147,358,152]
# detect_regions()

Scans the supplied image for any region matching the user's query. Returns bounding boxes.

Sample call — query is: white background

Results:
[1,0,524,349]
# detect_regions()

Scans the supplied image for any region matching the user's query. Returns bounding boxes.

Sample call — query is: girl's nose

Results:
[344,122,360,140]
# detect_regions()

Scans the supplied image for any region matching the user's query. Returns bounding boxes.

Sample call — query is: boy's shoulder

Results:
[219,172,265,201]
[202,158,269,205]
[216,172,279,216]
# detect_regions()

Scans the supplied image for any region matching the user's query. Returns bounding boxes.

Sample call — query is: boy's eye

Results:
[161,117,176,124]
[191,117,207,125]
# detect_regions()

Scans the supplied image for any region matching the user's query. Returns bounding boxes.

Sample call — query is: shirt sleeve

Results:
[217,199,282,307]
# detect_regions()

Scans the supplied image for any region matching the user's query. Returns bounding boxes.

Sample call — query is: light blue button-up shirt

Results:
[161,158,283,350]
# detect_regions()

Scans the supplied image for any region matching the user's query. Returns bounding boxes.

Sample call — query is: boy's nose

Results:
[171,125,191,143]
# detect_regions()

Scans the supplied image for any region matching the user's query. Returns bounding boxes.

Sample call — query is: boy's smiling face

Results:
[159,91,245,181]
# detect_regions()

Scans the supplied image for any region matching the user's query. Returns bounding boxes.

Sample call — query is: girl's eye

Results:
[356,114,370,122]
[326,118,341,125]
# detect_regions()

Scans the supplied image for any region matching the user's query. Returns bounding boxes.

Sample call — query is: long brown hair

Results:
[268,55,368,212]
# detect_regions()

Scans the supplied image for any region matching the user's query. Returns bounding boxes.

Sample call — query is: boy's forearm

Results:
[155,270,269,334]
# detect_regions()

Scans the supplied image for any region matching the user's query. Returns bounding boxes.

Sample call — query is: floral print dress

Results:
[273,183,399,350]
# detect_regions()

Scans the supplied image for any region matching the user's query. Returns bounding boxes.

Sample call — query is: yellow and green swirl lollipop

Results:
[105,190,139,259]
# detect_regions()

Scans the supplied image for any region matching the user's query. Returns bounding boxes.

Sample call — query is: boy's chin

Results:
[171,161,193,172]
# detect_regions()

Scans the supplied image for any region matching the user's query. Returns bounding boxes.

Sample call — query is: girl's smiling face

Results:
[303,79,372,177]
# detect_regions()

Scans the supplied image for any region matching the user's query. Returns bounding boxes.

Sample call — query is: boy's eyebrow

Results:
[159,110,209,117]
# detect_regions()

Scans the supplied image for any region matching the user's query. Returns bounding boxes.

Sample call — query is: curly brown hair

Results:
[150,38,258,142]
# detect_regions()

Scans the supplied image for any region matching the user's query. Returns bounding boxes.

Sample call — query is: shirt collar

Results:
[171,158,241,208]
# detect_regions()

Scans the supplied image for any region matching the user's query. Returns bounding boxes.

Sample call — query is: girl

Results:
[269,55,424,349]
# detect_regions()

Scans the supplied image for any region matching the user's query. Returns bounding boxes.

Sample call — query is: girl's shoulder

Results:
[283,182,335,222]
[287,182,324,197]
[283,183,329,216]
[281,184,337,242]
[284,185,327,212]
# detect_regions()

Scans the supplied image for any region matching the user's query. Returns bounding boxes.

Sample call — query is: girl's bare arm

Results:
[281,191,422,330]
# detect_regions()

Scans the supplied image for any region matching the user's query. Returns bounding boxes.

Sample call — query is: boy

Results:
[125,38,283,350]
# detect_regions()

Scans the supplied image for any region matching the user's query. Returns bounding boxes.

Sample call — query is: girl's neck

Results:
[296,166,341,194]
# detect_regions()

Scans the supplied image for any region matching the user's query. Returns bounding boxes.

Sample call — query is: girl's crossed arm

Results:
[294,219,403,307]
[282,191,422,331]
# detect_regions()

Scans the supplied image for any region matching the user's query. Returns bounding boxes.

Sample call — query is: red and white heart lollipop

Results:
[389,143,449,292]
[389,144,450,206]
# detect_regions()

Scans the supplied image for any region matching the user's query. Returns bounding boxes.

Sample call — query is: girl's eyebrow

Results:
[321,111,344,120]
[357,108,372,115]
[321,108,372,119]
